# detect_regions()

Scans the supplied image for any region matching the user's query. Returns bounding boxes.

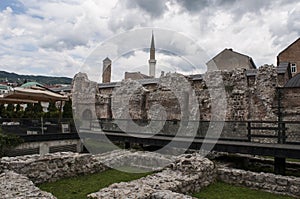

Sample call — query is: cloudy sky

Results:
[0,0,299,81]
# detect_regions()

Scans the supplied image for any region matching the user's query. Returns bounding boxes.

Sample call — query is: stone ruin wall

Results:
[218,166,300,197]
[1,171,57,199]
[96,65,279,122]
[281,87,300,121]
[72,65,300,141]
[276,87,300,142]
[1,151,300,198]
[91,66,285,139]
[0,152,106,184]
[88,153,216,199]
[0,150,173,184]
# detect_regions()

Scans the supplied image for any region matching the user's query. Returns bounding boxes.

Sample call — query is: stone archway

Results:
[81,109,92,129]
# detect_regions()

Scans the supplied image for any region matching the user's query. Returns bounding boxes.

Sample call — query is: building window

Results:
[291,63,297,73]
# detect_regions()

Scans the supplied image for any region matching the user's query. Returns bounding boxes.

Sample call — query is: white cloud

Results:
[0,0,299,82]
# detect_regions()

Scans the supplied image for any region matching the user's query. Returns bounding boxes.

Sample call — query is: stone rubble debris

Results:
[0,170,57,199]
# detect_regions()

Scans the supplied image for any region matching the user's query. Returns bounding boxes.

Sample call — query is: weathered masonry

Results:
[1,151,300,198]
[73,65,299,123]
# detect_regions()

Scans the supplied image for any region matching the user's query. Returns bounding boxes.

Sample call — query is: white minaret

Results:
[148,32,156,77]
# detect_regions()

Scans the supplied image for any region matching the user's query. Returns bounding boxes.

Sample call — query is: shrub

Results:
[0,129,23,157]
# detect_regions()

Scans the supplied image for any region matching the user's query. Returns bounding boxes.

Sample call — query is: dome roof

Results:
[0,85,9,90]
[284,73,300,88]
[20,82,44,88]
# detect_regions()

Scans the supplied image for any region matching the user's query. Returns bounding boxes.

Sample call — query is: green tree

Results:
[48,102,58,112]
[63,100,73,118]
[6,104,14,112]
[14,104,24,118]
[45,102,59,118]
[33,102,43,118]
[0,104,6,118]
[24,103,34,118]
[6,104,14,118]
[15,104,21,112]
[21,102,44,118]
[0,129,23,157]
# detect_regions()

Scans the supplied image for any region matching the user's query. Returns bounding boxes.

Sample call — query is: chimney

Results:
[102,57,111,83]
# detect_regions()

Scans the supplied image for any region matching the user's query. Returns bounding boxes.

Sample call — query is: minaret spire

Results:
[149,31,156,77]
[151,31,155,50]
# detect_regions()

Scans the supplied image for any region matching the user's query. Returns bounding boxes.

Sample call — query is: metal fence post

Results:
[247,121,251,142]
[282,122,286,144]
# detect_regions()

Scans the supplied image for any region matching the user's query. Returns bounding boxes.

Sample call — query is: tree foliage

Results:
[14,104,24,118]
[48,102,58,112]
[23,103,43,118]
[0,70,72,85]
[45,102,59,118]
[0,104,7,118]
[23,103,34,118]
[63,100,73,118]
[0,100,72,119]
[0,129,23,157]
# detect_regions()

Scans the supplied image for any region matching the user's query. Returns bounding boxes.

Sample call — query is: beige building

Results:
[124,72,151,80]
[207,48,256,71]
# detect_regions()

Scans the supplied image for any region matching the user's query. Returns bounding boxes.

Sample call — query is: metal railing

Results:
[247,121,287,143]
[0,118,76,135]
[2,118,300,145]
[89,119,300,144]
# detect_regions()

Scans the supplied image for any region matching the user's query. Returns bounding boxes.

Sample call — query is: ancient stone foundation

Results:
[0,170,56,199]
[0,150,173,184]
[218,166,300,197]
[88,153,216,198]
[1,151,300,198]
[0,152,106,184]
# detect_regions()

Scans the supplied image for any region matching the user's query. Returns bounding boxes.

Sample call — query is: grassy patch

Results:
[287,158,300,163]
[193,181,295,199]
[263,156,300,163]
[215,154,300,177]
[38,168,151,199]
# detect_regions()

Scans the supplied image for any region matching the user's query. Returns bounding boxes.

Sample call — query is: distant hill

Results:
[0,71,72,85]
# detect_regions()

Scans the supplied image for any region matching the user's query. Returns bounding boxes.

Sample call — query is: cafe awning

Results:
[0,86,68,103]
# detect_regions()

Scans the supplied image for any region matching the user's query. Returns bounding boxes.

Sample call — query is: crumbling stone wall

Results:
[147,90,181,120]
[95,65,279,123]
[0,152,106,184]
[74,65,300,141]
[72,72,99,129]
[0,150,174,184]
[88,153,216,199]
[282,87,300,121]
[251,66,278,120]
[102,80,149,121]
[218,166,300,197]
[279,88,300,142]
[1,151,300,198]
[277,71,291,87]
[0,171,57,199]
[95,94,111,119]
